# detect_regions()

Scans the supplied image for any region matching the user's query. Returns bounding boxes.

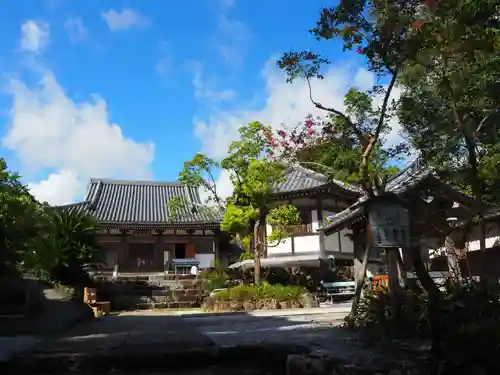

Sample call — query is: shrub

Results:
[206,282,310,311]
[347,280,500,372]
[346,286,430,341]
[201,262,230,292]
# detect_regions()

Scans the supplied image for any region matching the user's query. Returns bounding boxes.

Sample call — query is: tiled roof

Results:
[272,166,361,195]
[385,158,431,194]
[319,160,431,234]
[59,178,222,227]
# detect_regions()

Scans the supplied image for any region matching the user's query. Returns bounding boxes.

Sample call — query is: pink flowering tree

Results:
[273,0,444,335]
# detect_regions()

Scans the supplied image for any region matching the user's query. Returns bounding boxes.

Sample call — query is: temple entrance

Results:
[127,243,157,272]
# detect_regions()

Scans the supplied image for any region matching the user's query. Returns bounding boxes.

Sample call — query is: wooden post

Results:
[386,248,402,295]
[349,241,371,321]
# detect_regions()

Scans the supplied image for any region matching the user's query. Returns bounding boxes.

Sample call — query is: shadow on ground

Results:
[1,307,375,374]
[0,277,93,337]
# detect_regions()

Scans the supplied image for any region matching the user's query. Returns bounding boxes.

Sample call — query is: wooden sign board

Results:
[368,202,410,248]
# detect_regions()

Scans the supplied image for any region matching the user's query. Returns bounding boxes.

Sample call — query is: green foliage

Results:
[167,195,185,222]
[178,121,301,283]
[212,282,308,302]
[397,0,500,202]
[0,158,43,275]
[178,153,222,207]
[266,205,300,244]
[201,261,230,291]
[221,203,257,236]
[276,1,416,192]
[349,280,500,370]
[346,287,430,341]
[27,210,103,285]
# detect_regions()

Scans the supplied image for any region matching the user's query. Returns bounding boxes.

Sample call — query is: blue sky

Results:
[0,0,401,205]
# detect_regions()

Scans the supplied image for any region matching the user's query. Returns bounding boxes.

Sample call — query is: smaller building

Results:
[319,159,483,278]
[62,178,226,275]
[235,166,384,271]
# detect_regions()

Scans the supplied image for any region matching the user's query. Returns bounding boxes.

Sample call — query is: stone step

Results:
[136,301,199,310]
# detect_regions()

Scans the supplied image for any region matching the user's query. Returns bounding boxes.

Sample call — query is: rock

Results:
[286,354,327,375]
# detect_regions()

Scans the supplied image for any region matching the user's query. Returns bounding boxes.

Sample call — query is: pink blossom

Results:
[277,130,286,138]
[305,120,313,128]
[308,129,314,135]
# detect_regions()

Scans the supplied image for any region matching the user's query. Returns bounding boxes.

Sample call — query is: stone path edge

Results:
[1,343,312,374]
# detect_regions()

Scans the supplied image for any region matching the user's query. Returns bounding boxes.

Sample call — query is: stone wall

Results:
[94,274,204,311]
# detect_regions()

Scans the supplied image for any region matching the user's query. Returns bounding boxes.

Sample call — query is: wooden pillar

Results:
[155,230,163,272]
[386,248,402,294]
[119,230,129,272]
[317,197,326,258]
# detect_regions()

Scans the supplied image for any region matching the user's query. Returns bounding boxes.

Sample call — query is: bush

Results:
[345,286,430,341]
[347,280,500,372]
[200,262,230,292]
[204,282,311,311]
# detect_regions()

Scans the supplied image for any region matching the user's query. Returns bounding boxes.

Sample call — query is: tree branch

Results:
[474,105,500,135]
[306,77,370,148]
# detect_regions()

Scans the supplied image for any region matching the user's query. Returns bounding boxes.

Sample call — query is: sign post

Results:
[367,200,410,293]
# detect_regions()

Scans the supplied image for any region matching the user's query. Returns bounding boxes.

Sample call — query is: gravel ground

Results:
[182,304,369,361]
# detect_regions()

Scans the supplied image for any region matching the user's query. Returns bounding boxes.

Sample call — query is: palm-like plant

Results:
[30,210,104,285]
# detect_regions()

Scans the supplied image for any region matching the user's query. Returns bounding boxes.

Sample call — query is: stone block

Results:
[151,295,167,303]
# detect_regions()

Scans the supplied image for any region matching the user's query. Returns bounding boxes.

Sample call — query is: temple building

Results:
[61,178,225,275]
[318,160,491,279]
[235,166,371,270]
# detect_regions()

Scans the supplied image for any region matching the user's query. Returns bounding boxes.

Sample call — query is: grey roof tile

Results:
[319,160,431,233]
[385,158,431,194]
[273,166,361,195]
[61,178,222,226]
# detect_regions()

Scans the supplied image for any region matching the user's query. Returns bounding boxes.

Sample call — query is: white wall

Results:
[195,253,215,269]
[265,198,356,257]
[467,221,500,251]
[323,210,354,254]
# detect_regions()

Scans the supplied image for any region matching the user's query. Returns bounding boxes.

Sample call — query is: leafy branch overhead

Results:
[275,0,441,194]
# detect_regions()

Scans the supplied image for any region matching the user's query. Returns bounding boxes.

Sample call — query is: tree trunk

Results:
[349,242,371,321]
[253,219,261,285]
[387,248,402,296]
[412,244,444,371]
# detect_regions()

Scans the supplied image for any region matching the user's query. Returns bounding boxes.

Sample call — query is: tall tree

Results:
[398,0,500,259]
[0,158,43,276]
[276,0,422,194]
[178,122,300,284]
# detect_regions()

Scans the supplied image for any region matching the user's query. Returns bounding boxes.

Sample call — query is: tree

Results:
[275,0,433,325]
[270,114,401,184]
[276,0,425,195]
[398,0,500,260]
[0,158,43,276]
[178,122,300,284]
[27,210,104,286]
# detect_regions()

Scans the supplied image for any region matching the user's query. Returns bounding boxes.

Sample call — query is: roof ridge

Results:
[293,165,328,182]
[88,178,193,187]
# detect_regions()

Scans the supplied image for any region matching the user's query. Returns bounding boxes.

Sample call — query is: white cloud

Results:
[20,20,49,53]
[189,62,236,103]
[64,17,87,43]
[3,72,155,205]
[216,13,252,64]
[28,170,82,206]
[193,60,404,196]
[155,40,172,76]
[102,8,149,31]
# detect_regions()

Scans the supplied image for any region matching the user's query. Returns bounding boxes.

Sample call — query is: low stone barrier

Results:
[202,293,318,312]
[94,274,205,311]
